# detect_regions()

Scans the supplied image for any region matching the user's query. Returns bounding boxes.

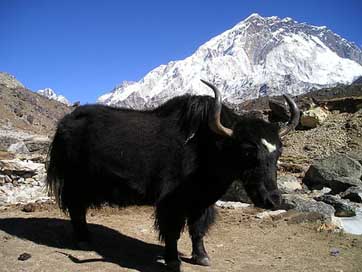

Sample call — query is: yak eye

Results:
[241,142,257,151]
[240,142,257,157]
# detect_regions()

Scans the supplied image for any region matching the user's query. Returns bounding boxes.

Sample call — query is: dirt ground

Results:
[0,204,361,272]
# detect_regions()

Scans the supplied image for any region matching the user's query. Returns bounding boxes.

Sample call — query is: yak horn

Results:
[200,80,233,137]
[279,94,300,137]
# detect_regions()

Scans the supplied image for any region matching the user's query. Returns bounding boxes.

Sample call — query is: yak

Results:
[46,80,299,271]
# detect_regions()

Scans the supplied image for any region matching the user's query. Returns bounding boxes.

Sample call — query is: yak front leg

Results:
[187,205,216,266]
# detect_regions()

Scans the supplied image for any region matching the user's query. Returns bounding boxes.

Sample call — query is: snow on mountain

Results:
[98,13,362,109]
[37,88,71,106]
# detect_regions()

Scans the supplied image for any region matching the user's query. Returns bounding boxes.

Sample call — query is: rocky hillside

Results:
[0,74,71,206]
[0,73,25,89]
[0,80,71,137]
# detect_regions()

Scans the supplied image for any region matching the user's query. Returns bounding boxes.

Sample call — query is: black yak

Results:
[46,80,299,271]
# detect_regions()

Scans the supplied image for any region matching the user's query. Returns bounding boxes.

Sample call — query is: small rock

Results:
[24,136,50,154]
[215,201,250,209]
[0,195,8,205]
[300,107,329,128]
[277,175,302,194]
[0,175,5,185]
[310,187,332,198]
[282,194,335,220]
[315,194,356,217]
[26,114,34,124]
[7,141,30,154]
[25,178,35,184]
[341,186,362,203]
[256,210,287,219]
[330,248,340,257]
[5,175,12,183]
[0,159,43,176]
[17,177,25,184]
[18,252,32,261]
[22,203,36,213]
[303,144,317,151]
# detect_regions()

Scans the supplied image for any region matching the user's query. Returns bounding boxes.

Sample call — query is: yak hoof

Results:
[192,255,211,266]
[166,260,182,272]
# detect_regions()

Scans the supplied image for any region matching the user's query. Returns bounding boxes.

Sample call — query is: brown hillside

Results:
[0,84,71,136]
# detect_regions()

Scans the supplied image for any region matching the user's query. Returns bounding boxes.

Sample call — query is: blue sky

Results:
[1,0,361,103]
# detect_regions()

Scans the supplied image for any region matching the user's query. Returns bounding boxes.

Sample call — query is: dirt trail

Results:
[0,205,361,272]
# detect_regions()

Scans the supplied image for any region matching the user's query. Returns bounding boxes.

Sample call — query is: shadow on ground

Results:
[0,217,167,272]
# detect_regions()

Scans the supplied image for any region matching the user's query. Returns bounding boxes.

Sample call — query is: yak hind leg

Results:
[155,198,186,272]
[68,205,90,250]
[187,205,216,266]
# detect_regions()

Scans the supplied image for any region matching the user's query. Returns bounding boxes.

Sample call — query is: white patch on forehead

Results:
[261,138,277,153]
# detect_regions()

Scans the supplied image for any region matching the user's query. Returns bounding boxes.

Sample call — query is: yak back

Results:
[47,94,239,208]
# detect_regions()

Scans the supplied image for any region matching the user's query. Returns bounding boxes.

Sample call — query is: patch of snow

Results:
[339,207,362,235]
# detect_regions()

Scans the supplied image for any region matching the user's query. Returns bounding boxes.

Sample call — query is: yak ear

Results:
[182,115,201,144]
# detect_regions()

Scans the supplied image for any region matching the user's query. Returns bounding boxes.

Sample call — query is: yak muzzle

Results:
[263,189,282,210]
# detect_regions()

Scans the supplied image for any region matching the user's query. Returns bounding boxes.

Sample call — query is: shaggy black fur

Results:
[47,94,283,270]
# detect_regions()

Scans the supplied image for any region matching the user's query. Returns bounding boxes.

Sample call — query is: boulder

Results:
[0,159,43,176]
[0,136,19,151]
[282,194,335,220]
[303,154,362,193]
[341,186,362,203]
[300,106,328,128]
[314,194,356,217]
[7,141,30,154]
[277,175,302,194]
[24,136,50,154]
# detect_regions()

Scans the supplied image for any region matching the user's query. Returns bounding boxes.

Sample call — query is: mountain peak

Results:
[37,88,71,106]
[98,14,362,109]
[245,13,264,20]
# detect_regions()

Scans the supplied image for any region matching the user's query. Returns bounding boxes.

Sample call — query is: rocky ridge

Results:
[0,72,25,89]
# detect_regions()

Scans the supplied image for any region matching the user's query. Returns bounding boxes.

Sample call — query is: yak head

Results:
[201,80,300,210]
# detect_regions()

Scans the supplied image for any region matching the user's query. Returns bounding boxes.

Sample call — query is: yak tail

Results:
[46,129,67,211]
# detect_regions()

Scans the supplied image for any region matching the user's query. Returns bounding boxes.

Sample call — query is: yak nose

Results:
[264,190,282,210]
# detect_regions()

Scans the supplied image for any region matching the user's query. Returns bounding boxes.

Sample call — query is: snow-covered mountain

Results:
[98,13,362,109]
[37,88,70,106]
